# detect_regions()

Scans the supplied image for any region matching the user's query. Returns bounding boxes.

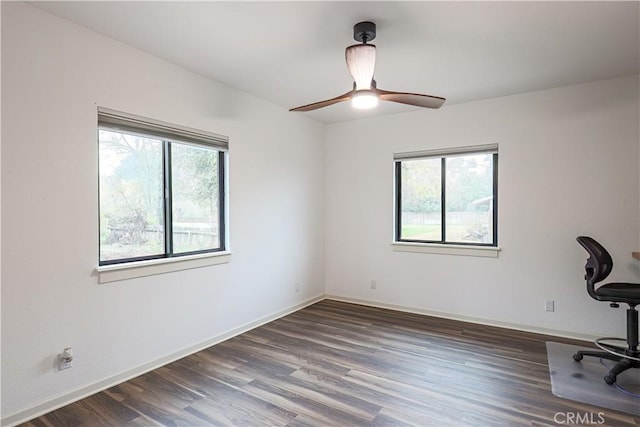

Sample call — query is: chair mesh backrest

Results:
[576,236,613,286]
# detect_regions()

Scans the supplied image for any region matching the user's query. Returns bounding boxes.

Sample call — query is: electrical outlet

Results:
[58,347,73,371]
[295,282,300,292]
[370,280,377,289]
[545,299,555,312]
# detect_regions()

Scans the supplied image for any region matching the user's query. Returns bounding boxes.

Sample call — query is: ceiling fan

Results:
[290,21,446,112]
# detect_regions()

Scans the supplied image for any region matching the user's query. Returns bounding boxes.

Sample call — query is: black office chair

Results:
[573,236,640,384]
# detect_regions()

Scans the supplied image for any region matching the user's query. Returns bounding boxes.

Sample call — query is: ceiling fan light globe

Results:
[351,90,378,109]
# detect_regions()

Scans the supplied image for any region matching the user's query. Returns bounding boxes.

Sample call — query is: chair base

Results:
[572,306,639,385]
[572,350,640,384]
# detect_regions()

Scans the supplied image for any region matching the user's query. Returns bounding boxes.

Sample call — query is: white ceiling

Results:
[32,1,640,123]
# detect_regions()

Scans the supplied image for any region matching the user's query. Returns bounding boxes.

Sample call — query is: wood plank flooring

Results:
[21,300,640,426]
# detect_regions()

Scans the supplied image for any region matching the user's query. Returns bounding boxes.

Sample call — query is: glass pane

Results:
[445,154,494,244]
[400,158,442,241]
[171,143,220,253]
[99,130,164,262]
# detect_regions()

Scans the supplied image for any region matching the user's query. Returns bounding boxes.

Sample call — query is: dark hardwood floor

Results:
[21,300,640,426]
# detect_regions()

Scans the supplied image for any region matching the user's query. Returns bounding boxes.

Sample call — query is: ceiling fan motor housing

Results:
[354,21,376,43]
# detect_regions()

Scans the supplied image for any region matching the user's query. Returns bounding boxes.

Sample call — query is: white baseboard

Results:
[1,294,325,427]
[325,295,598,343]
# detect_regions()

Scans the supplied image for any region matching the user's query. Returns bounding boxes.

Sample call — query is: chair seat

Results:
[595,282,640,304]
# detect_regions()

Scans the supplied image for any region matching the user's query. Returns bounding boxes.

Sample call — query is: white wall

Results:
[2,1,640,424]
[1,2,325,422]
[325,75,640,339]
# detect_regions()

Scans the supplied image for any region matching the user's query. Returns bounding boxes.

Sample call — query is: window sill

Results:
[392,242,500,258]
[96,251,232,283]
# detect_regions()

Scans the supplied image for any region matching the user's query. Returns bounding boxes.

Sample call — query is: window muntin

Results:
[395,147,497,246]
[98,109,227,265]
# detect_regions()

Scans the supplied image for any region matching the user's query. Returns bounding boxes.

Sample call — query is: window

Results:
[98,108,227,265]
[395,145,497,246]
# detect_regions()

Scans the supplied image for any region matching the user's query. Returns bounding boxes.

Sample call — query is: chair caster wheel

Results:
[572,353,583,361]
[604,374,616,385]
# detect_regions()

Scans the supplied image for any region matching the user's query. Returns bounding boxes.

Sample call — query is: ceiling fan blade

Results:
[289,90,354,112]
[373,88,446,109]
[345,44,376,90]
